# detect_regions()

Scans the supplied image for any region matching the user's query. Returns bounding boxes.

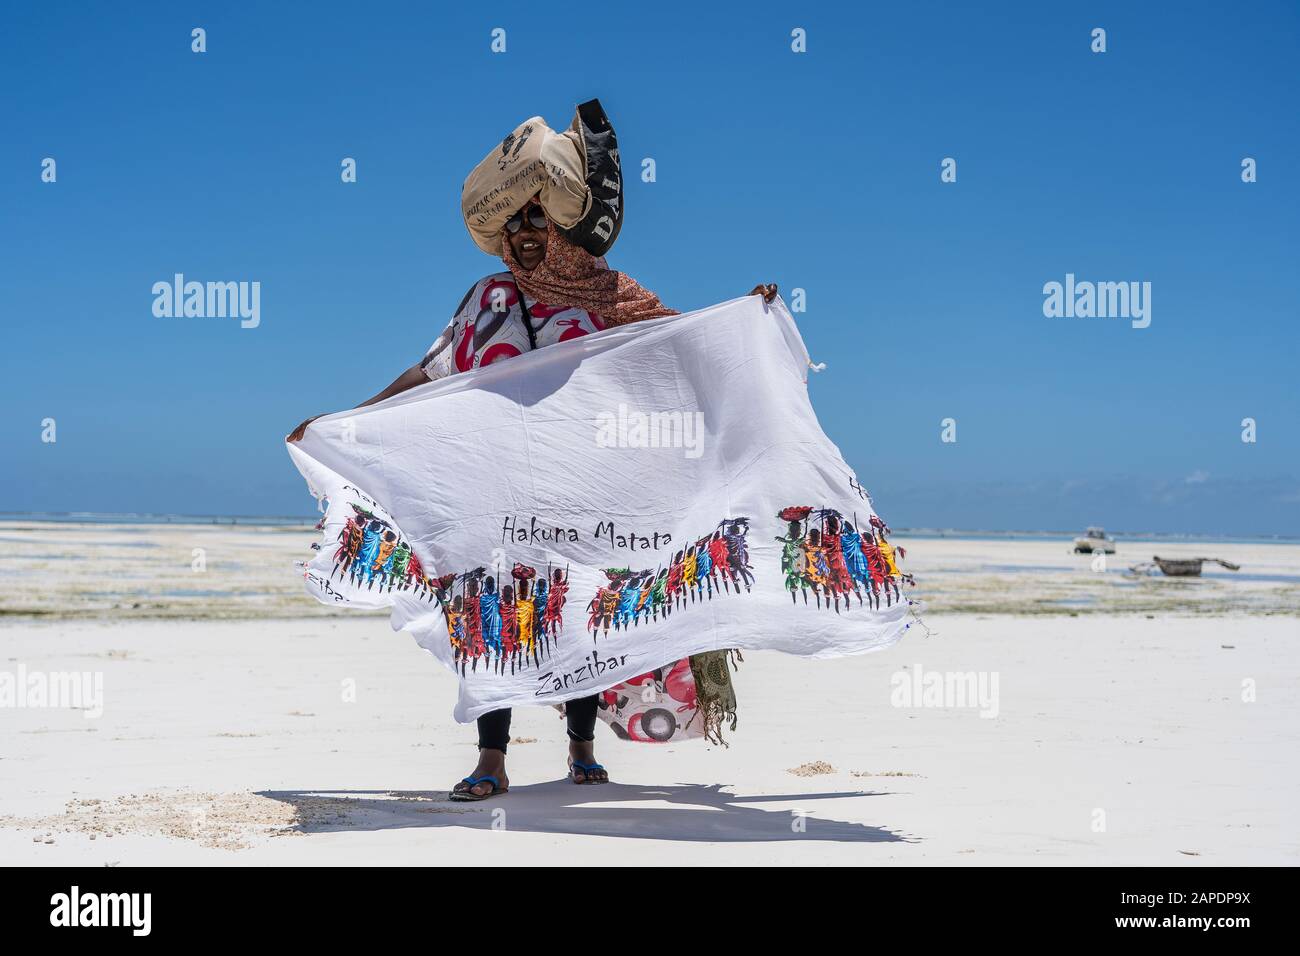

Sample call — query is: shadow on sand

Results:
[260,781,912,844]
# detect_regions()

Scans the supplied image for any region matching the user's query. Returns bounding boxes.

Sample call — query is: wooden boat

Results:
[1127,556,1244,578]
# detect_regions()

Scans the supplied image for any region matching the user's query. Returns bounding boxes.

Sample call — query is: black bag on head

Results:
[558,99,624,258]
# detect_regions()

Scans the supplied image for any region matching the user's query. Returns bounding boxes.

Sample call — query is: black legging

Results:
[477,694,599,753]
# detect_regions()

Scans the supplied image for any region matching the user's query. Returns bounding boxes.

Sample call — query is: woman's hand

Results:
[748,283,778,303]
[286,364,429,444]
[286,415,322,443]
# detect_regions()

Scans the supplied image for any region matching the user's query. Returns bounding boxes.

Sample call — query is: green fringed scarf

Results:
[688,649,742,746]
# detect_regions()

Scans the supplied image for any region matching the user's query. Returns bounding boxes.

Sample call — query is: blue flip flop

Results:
[570,760,608,785]
[449,774,507,801]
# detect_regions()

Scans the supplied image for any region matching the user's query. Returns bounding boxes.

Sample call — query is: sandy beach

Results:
[2,522,1297,865]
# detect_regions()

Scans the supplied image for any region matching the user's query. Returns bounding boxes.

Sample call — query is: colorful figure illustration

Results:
[801,528,830,603]
[723,518,754,591]
[665,554,683,611]
[329,504,439,599]
[357,519,384,585]
[682,547,698,603]
[775,505,912,613]
[616,575,641,630]
[542,567,569,635]
[501,584,519,659]
[432,559,568,675]
[480,576,503,662]
[775,510,809,603]
[693,536,714,598]
[584,516,753,636]
[517,583,536,658]
[463,575,484,667]
[708,531,731,592]
[594,573,622,636]
[840,522,873,593]
[448,595,465,655]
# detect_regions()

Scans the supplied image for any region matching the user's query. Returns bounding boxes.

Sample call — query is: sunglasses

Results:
[505,204,548,234]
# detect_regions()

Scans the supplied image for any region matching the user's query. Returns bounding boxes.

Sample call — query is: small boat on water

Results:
[1127,556,1242,578]
[1073,527,1116,554]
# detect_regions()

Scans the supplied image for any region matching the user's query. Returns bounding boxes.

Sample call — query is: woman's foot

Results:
[568,739,609,784]
[451,748,509,799]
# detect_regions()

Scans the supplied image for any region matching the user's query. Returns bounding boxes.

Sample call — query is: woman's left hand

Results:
[748,283,778,302]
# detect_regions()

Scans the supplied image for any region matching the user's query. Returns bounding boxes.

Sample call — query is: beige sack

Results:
[461,116,590,256]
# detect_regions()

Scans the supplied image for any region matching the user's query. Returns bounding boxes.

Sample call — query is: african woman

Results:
[665,552,684,611]
[598,582,620,636]
[616,575,640,631]
[406,551,432,600]
[633,572,653,623]
[586,584,608,635]
[373,529,398,584]
[356,519,383,585]
[516,578,536,659]
[333,515,364,580]
[542,567,568,636]
[802,527,830,607]
[724,519,754,592]
[532,573,550,651]
[650,568,669,621]
[500,584,519,668]
[448,595,466,670]
[288,101,774,799]
[682,545,698,603]
[840,521,873,603]
[693,536,714,598]
[708,531,732,593]
[859,532,890,608]
[776,519,807,604]
[875,532,905,603]
[479,576,503,668]
[389,540,412,591]
[821,515,854,610]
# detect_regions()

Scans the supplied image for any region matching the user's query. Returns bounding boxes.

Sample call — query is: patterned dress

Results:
[420,272,609,381]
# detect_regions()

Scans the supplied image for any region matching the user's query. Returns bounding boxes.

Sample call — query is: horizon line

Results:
[1,511,1295,542]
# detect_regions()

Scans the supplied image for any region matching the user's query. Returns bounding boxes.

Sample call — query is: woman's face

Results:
[506,200,548,270]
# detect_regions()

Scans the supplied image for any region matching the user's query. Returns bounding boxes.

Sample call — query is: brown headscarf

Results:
[501,220,677,326]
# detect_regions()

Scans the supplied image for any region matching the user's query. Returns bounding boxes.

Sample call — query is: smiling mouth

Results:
[521,241,540,252]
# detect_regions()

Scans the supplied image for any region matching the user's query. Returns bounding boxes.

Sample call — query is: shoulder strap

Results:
[513,281,539,351]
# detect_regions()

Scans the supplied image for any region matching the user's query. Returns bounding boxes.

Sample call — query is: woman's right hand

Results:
[286,415,322,443]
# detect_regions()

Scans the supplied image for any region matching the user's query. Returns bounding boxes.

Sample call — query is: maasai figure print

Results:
[774,505,913,611]
[433,560,570,675]
[289,294,920,732]
[331,503,438,598]
[585,517,753,638]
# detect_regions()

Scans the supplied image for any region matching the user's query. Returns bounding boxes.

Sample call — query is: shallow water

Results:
[1,521,1296,621]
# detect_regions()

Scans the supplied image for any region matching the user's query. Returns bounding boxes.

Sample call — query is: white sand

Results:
[3,606,1296,864]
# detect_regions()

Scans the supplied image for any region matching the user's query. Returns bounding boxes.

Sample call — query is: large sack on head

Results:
[555,99,623,257]
[461,99,624,258]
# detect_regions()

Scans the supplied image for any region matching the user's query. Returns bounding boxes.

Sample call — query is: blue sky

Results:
[3,1,1297,534]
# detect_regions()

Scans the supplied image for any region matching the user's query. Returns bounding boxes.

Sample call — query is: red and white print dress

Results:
[420,271,608,382]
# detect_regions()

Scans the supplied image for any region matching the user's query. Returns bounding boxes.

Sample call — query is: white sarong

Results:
[288,295,915,737]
